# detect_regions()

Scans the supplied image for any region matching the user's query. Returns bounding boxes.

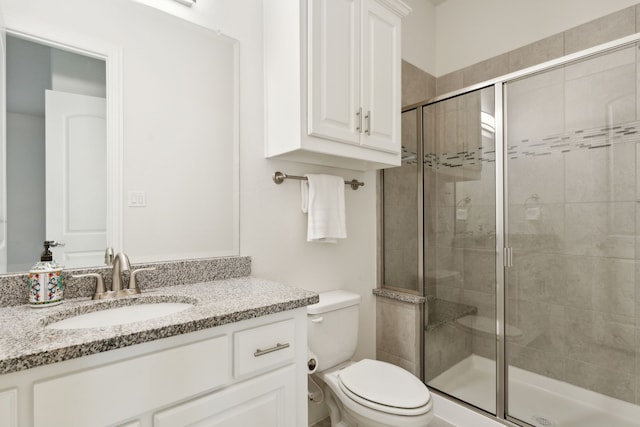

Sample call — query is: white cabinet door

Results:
[0,388,18,427]
[308,0,402,153]
[361,0,402,153]
[153,366,296,427]
[33,335,230,427]
[308,0,361,145]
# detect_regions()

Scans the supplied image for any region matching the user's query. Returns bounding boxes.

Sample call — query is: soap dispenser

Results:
[28,241,65,307]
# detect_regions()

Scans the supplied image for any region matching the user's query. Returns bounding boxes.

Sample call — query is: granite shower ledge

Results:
[426,297,477,331]
[372,288,426,304]
[0,277,318,375]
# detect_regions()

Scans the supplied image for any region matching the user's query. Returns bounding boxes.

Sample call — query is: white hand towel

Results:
[301,174,347,243]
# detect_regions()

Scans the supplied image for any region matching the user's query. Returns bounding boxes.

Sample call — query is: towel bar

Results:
[272,171,364,190]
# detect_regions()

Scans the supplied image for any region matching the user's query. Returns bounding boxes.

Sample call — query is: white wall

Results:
[402,0,437,74]
[434,0,640,76]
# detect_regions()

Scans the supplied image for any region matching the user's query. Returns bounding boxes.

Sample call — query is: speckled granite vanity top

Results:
[0,277,318,375]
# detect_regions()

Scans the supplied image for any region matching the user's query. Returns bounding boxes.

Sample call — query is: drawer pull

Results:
[254,342,290,357]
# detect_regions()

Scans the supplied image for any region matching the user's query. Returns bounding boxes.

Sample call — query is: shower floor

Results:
[429,355,640,427]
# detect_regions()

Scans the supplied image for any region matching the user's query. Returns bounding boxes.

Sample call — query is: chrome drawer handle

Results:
[254,342,290,357]
[364,110,371,135]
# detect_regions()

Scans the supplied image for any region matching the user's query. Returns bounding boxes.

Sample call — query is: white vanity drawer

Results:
[233,318,296,378]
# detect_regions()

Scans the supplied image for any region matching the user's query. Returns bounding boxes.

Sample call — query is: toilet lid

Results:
[338,359,431,411]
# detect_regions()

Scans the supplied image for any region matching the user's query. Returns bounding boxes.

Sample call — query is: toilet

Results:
[308,290,434,427]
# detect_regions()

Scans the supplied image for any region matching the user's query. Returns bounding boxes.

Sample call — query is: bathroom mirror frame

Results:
[1,17,124,271]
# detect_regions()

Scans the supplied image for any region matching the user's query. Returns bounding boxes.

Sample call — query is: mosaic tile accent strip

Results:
[401,146,419,165]
[508,121,640,159]
[418,121,640,169]
[0,256,251,308]
[423,147,494,169]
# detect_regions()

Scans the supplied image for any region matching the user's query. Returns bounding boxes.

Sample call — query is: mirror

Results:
[6,36,107,272]
[0,0,239,273]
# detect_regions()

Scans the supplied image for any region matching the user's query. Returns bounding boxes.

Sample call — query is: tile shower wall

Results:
[375,60,434,378]
[391,3,640,405]
[382,60,436,291]
[505,43,640,404]
[384,107,419,291]
[426,4,640,405]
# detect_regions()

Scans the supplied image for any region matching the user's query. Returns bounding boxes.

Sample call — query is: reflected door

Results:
[45,90,106,267]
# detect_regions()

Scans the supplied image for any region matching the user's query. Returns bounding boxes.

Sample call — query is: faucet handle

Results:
[129,267,156,292]
[72,273,111,300]
[104,247,114,266]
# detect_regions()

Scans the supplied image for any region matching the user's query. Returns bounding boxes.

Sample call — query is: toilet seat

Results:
[337,359,431,416]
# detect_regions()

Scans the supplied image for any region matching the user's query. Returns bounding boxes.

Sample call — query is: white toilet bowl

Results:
[316,359,434,427]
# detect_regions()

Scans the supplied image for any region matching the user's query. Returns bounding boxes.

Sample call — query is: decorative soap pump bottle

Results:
[28,241,65,307]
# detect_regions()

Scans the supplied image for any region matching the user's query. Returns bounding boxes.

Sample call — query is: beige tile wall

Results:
[376,296,422,377]
[402,60,436,108]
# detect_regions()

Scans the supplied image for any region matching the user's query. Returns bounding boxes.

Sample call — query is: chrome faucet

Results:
[112,252,132,296]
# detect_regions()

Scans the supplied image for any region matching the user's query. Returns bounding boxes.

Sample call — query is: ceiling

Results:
[429,0,448,5]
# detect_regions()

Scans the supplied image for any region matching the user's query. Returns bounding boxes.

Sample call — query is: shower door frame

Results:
[405,32,640,427]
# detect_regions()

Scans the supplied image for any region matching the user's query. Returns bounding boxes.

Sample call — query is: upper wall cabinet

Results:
[264,0,411,171]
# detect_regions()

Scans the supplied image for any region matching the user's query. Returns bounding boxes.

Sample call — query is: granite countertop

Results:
[0,277,318,375]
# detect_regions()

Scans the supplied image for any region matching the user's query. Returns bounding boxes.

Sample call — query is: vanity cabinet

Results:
[264,0,411,171]
[0,309,307,427]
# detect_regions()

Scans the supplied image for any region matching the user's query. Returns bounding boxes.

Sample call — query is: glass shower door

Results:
[504,44,640,427]
[423,86,497,414]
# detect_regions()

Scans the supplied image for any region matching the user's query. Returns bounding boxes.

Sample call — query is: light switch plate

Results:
[128,191,147,207]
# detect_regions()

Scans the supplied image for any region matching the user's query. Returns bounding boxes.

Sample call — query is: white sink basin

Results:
[46,303,193,330]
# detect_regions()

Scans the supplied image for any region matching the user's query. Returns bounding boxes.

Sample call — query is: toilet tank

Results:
[307,290,361,371]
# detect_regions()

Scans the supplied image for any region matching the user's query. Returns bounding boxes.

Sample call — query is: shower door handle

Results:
[504,247,513,267]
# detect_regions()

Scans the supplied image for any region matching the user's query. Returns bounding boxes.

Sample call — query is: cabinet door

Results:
[153,366,296,427]
[308,0,361,145]
[361,0,402,153]
[33,335,230,427]
[0,388,18,427]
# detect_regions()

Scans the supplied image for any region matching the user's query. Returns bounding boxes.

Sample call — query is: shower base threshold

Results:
[429,355,640,427]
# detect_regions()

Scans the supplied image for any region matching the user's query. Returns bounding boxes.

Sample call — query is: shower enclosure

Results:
[383,34,640,427]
